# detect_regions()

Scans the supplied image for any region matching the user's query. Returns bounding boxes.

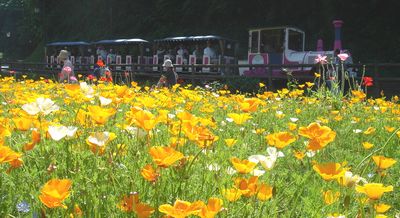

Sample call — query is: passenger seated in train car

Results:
[203,41,216,59]
[177,44,189,59]
[156,46,165,62]
[165,46,176,62]
[107,49,116,63]
[192,44,202,60]
[96,46,108,60]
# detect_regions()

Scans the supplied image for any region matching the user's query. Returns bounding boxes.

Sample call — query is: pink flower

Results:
[337,53,349,62]
[315,54,327,64]
[70,76,77,81]
[63,66,72,74]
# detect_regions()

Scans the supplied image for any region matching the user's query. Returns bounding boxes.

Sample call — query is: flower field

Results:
[0,76,399,217]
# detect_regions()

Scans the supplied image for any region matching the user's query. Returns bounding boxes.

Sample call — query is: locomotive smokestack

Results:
[333,20,344,51]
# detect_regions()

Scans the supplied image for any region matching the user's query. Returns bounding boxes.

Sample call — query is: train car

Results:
[241,20,353,76]
[92,38,150,71]
[153,35,238,74]
[45,41,90,68]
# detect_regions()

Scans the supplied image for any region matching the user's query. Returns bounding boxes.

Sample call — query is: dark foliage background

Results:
[1,0,400,62]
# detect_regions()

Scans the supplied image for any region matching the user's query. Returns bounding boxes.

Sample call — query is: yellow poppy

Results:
[372,155,397,170]
[355,183,393,200]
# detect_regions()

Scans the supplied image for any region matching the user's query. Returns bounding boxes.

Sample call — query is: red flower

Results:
[97,60,105,67]
[363,77,373,87]
[88,75,95,80]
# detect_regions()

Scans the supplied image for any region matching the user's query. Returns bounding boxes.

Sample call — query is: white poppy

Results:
[207,163,221,171]
[48,125,77,141]
[99,96,112,106]
[289,117,299,122]
[88,132,111,146]
[341,171,367,187]
[248,155,267,164]
[266,147,284,159]
[260,156,278,170]
[22,97,59,115]
[248,147,284,171]
[251,168,266,176]
[306,150,316,157]
[80,82,95,98]
[353,129,362,133]
[124,126,147,139]
[226,118,234,123]
[226,167,237,175]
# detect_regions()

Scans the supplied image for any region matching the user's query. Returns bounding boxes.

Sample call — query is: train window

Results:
[260,29,284,53]
[250,31,259,53]
[288,30,304,51]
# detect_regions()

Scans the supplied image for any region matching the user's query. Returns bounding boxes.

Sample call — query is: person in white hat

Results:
[57,50,76,83]
[162,59,178,87]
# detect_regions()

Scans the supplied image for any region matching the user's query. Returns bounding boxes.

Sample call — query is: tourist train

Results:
[45,20,352,76]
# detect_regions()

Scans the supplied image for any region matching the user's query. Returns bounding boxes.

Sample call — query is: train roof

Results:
[249,26,304,32]
[93,38,149,45]
[46,41,90,46]
[154,35,236,43]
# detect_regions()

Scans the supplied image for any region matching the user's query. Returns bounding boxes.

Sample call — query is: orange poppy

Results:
[24,129,41,151]
[265,132,296,149]
[374,203,391,213]
[198,197,223,218]
[299,122,336,151]
[0,145,22,164]
[149,146,184,168]
[140,164,159,183]
[239,98,260,113]
[230,157,257,174]
[117,192,154,218]
[313,162,347,181]
[129,110,158,132]
[234,176,259,197]
[13,116,33,131]
[221,188,242,202]
[87,105,116,125]
[39,179,72,208]
[257,184,273,201]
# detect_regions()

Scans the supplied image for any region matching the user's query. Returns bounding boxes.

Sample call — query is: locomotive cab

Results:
[244,27,306,76]
[249,27,305,65]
